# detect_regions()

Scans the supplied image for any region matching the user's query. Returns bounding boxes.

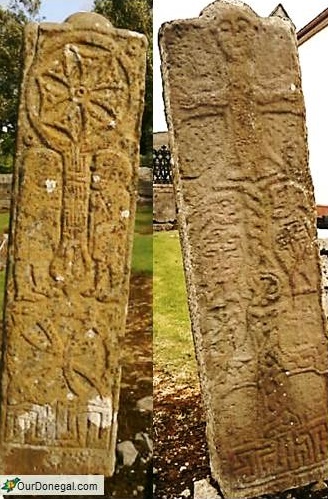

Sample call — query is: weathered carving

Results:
[160,1,328,497]
[0,12,146,475]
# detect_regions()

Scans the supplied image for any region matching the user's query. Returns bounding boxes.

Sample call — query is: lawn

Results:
[0,212,9,235]
[153,230,198,387]
[131,203,152,275]
[134,204,152,235]
[0,203,152,309]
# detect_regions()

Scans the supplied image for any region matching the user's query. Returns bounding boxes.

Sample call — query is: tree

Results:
[9,0,41,18]
[0,0,40,172]
[93,0,152,158]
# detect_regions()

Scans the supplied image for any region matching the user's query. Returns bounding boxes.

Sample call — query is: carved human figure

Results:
[1,11,146,476]
[216,15,257,62]
[87,151,132,302]
[25,39,129,292]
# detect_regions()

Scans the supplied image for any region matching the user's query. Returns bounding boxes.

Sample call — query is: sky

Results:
[154,0,328,205]
[153,0,328,131]
[39,0,93,22]
[0,0,93,21]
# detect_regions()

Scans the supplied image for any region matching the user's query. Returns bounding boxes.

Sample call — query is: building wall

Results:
[299,25,328,205]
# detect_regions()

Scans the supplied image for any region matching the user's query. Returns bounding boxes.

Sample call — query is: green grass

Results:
[132,233,152,274]
[153,230,198,386]
[131,204,152,274]
[134,204,152,235]
[0,212,9,234]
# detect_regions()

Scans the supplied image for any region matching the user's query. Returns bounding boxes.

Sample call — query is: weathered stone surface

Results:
[136,396,153,413]
[153,184,176,224]
[160,1,328,497]
[0,174,12,210]
[117,440,138,467]
[135,431,153,453]
[0,12,146,475]
[138,166,152,201]
[194,479,222,499]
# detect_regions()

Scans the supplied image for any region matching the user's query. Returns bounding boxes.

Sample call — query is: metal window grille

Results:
[153,145,172,184]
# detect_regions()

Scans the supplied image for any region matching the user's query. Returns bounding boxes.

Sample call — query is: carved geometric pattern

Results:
[160,2,328,497]
[0,12,146,476]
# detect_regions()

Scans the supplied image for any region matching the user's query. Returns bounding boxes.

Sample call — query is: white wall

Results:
[299,28,328,205]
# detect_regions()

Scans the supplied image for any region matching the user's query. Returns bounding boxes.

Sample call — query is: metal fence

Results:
[153,145,172,184]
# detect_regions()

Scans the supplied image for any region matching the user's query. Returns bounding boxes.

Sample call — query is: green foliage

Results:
[94,0,151,33]
[9,0,41,18]
[0,0,40,172]
[93,0,152,156]
[153,230,198,386]
[0,7,24,171]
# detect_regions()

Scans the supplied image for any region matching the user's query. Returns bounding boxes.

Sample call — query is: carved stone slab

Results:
[0,13,146,475]
[159,1,328,496]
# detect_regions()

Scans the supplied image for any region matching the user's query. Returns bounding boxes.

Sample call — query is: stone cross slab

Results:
[0,13,146,475]
[160,1,328,497]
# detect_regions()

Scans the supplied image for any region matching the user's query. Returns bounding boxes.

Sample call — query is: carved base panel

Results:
[1,400,118,474]
[215,413,328,497]
[0,13,146,475]
[160,1,328,497]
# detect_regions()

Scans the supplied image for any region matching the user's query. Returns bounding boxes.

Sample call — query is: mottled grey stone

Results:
[136,396,153,413]
[194,479,222,499]
[117,440,139,467]
[160,0,328,497]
